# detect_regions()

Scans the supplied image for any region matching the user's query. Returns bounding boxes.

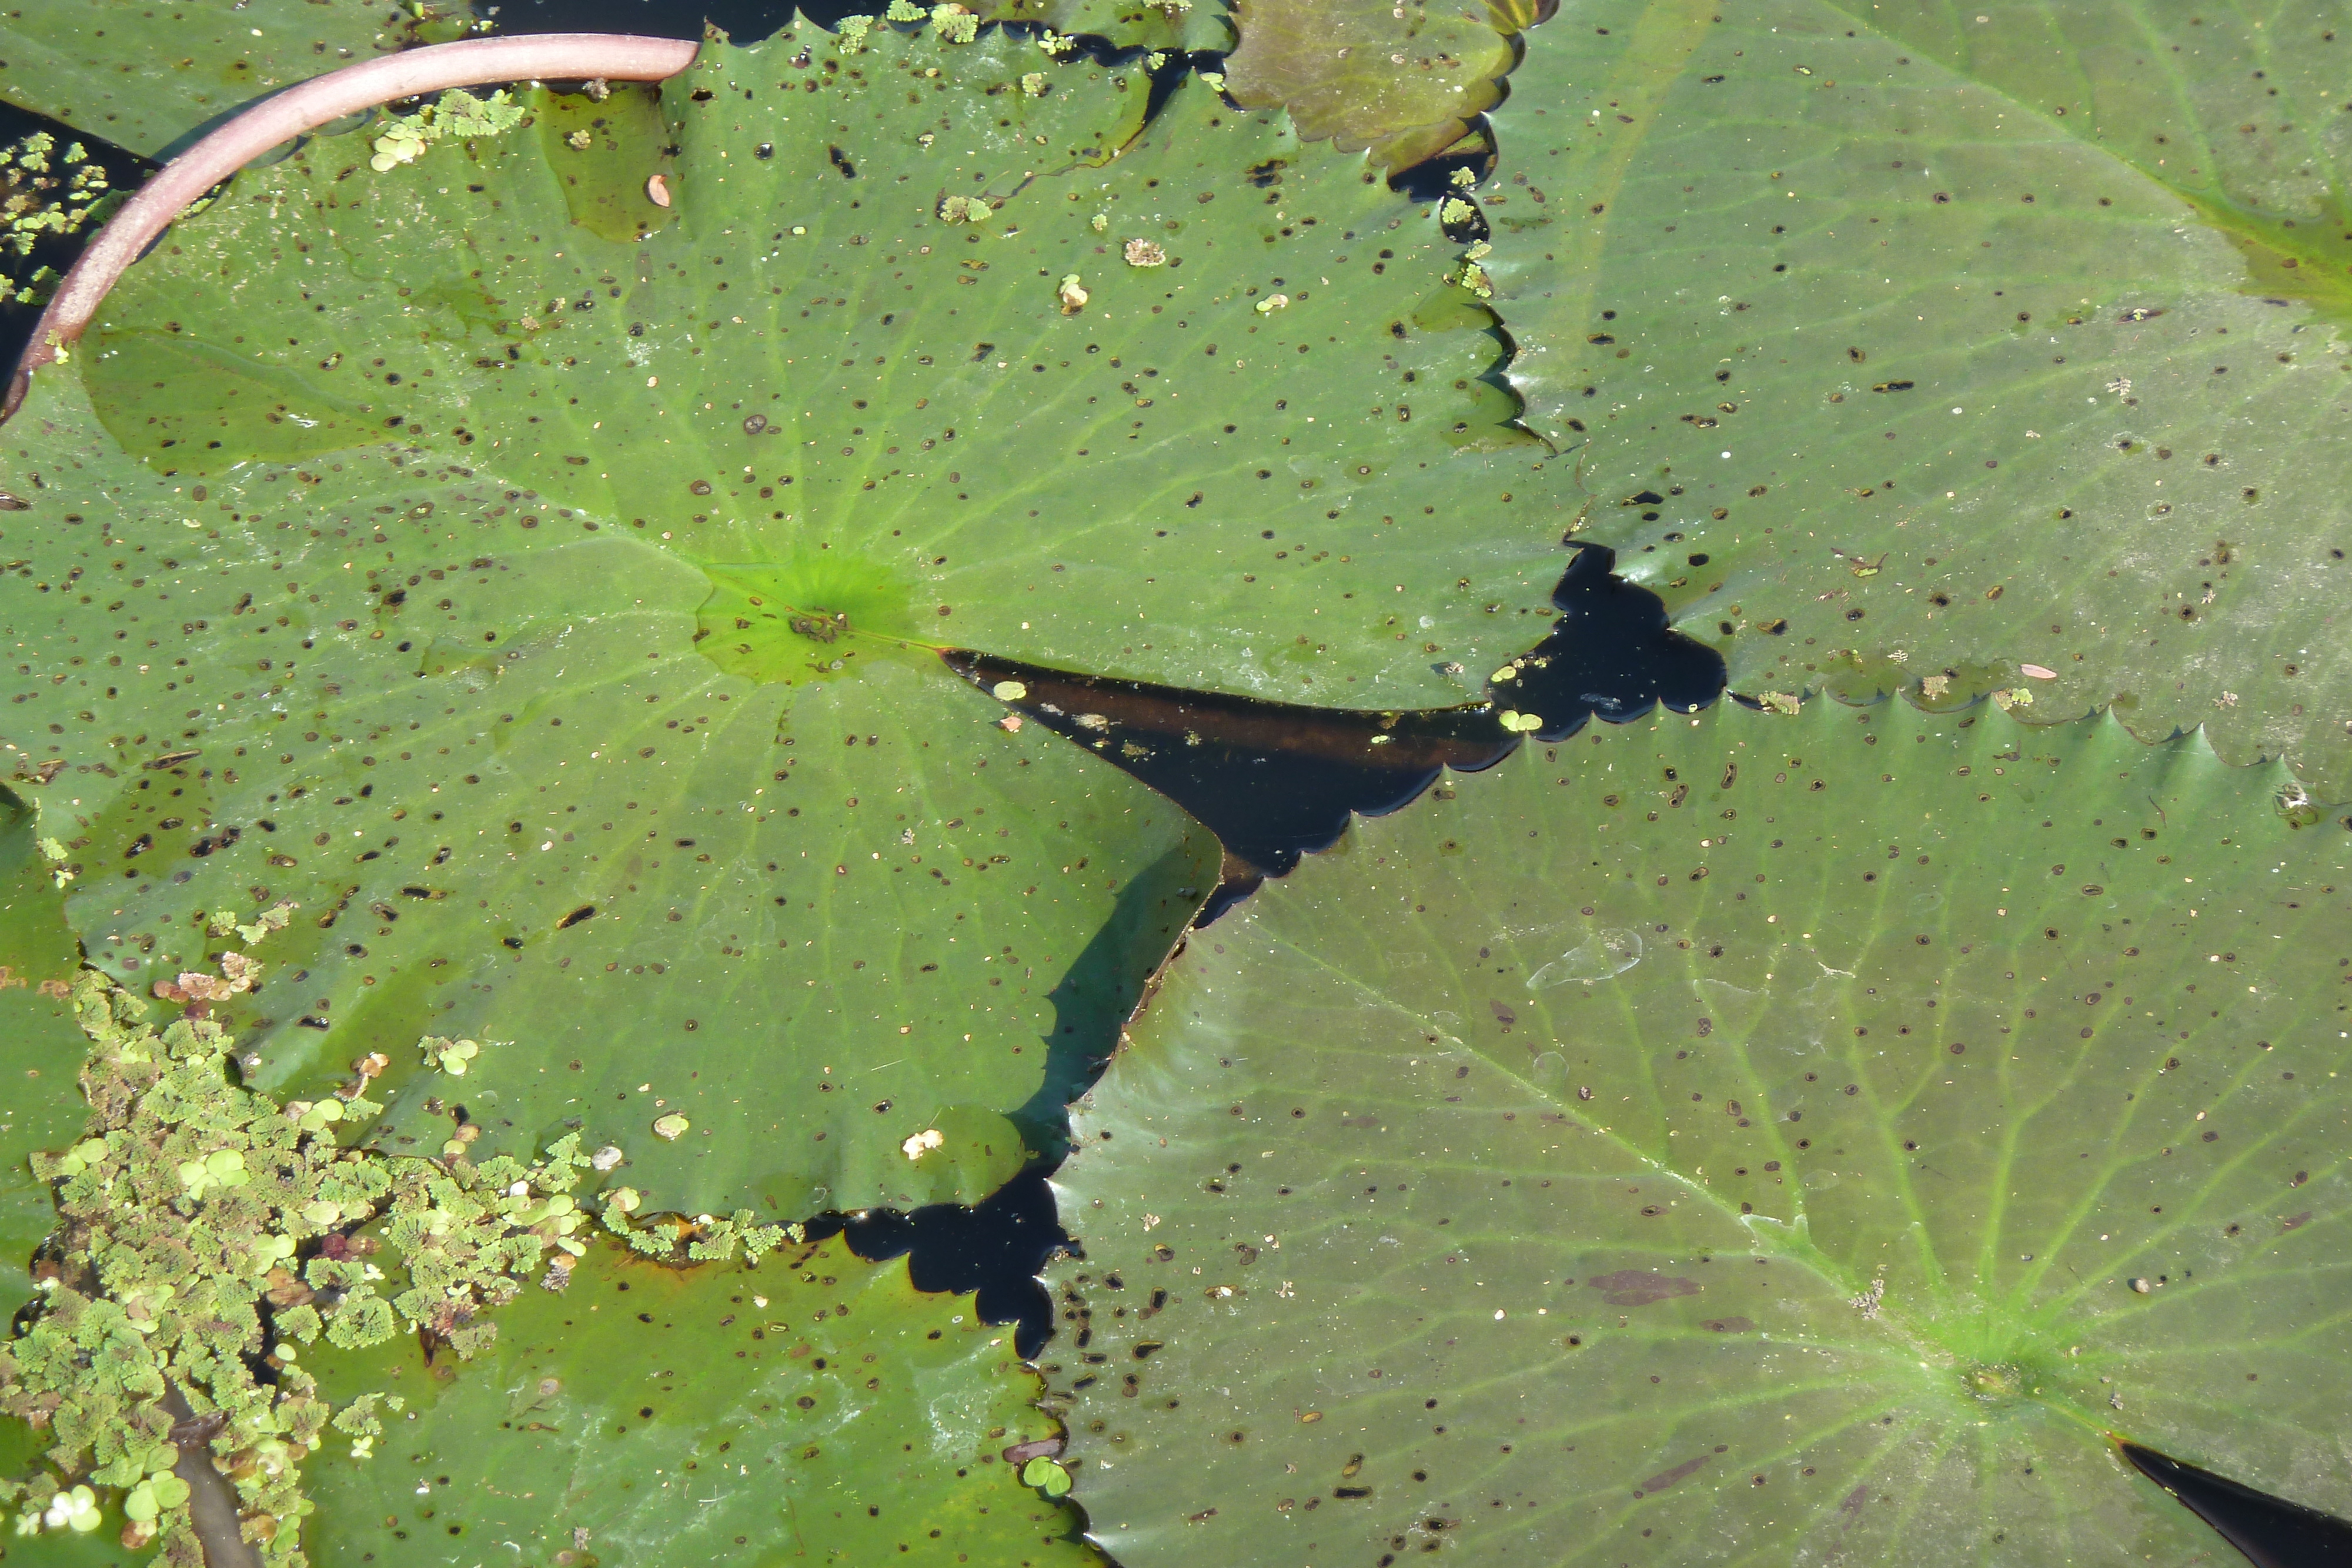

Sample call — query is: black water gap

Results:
[818,542,1720,1358]
[950,542,1722,902]
[2120,1442,2352,1566]
[0,99,155,377]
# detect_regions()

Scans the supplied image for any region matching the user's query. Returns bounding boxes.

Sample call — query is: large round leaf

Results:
[76,24,1552,696]
[0,19,1569,1212]
[302,1233,1080,1566]
[1480,0,2352,796]
[1046,698,2352,1565]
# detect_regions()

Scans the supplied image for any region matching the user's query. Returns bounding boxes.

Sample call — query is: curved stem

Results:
[2,32,700,422]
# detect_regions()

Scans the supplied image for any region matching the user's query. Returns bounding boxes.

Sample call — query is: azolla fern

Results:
[0,130,113,305]
[0,932,766,1563]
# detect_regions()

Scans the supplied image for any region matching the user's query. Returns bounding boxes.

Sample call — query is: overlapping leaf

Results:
[1223,0,1530,170]
[0,20,1562,1215]
[0,0,456,159]
[1480,0,2352,795]
[303,1235,1080,1567]
[1047,699,2352,1565]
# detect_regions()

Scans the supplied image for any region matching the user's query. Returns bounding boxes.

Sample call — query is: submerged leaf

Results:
[1225,0,1524,169]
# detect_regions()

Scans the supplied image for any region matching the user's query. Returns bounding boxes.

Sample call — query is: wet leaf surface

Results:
[1048,697,2352,1566]
[303,1233,1084,1567]
[0,0,447,160]
[1481,0,2352,795]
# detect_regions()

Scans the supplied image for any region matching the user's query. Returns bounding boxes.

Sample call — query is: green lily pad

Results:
[977,0,1235,54]
[1223,0,1521,170]
[1046,698,2352,1565]
[1481,0,2352,796]
[302,1233,1085,1567]
[0,0,452,159]
[0,798,89,1296]
[0,22,1562,1212]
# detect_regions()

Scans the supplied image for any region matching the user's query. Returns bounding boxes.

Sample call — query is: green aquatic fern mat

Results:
[0,954,640,1564]
[0,0,463,161]
[302,1235,1084,1568]
[1047,700,2352,1566]
[1476,0,2352,795]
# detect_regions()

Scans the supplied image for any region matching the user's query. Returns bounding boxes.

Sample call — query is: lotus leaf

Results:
[1481,0,2352,795]
[302,1233,1085,1567]
[0,0,457,161]
[1047,698,2352,1565]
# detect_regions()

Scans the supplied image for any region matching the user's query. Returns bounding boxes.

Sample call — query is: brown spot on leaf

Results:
[1587,1270,1700,1306]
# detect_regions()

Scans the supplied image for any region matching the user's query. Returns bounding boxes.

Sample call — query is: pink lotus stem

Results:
[3,32,699,420]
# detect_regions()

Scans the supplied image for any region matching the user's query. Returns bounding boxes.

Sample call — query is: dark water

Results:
[814,1168,1065,1358]
[0,99,155,376]
[2120,1442,2352,1566]
[949,543,1725,898]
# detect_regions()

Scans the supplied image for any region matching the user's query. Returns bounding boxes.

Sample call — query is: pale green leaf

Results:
[1483,0,2352,794]
[1048,699,2352,1565]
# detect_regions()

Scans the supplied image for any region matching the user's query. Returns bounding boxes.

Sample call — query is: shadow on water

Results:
[1008,837,1214,1156]
[946,542,1723,909]
[2120,1442,2352,1567]
[827,543,1723,1357]
[811,1168,1066,1358]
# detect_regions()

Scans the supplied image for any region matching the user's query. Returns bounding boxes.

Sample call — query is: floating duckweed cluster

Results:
[0,950,627,1564]
[0,132,111,305]
[1446,238,1494,298]
[368,87,528,172]
[931,3,981,44]
[597,1183,797,1264]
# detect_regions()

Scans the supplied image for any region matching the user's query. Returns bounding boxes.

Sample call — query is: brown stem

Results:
[159,1384,261,1568]
[1,32,700,422]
